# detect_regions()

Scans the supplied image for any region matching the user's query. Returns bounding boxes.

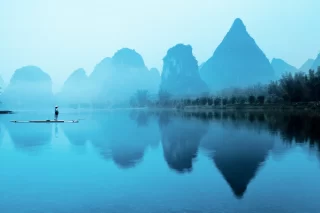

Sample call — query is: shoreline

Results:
[148,102,320,113]
[1,102,320,114]
[180,102,320,111]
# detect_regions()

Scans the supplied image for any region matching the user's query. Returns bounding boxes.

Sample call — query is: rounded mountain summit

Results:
[112,48,146,69]
[200,18,275,91]
[2,66,54,107]
[81,48,160,103]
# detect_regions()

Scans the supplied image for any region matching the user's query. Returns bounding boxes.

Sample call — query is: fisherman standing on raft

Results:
[54,106,59,120]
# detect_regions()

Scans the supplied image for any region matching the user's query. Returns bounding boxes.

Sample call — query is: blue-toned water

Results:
[0,110,320,213]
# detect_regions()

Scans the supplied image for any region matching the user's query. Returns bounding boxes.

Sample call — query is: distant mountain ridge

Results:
[311,54,320,71]
[1,17,318,106]
[271,58,298,79]
[299,59,315,72]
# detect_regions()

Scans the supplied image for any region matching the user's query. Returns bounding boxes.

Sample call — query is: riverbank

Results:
[2,103,319,114]
[175,102,320,112]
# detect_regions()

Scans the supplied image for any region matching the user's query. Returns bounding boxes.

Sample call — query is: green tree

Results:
[135,90,149,107]
[248,95,256,104]
[158,90,171,106]
[191,99,197,105]
[279,73,295,102]
[207,97,214,106]
[230,96,237,104]
[315,67,320,101]
[183,99,191,106]
[200,97,208,105]
[222,98,228,106]
[257,95,265,104]
[237,96,246,104]
[214,97,221,106]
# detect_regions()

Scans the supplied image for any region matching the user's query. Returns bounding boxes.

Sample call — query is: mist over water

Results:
[0,110,320,213]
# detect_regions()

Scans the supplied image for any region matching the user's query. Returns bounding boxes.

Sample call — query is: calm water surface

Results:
[0,110,320,213]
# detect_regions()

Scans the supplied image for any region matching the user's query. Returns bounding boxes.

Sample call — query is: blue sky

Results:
[1,0,319,92]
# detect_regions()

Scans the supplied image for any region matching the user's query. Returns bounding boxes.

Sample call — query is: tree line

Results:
[268,67,320,103]
[130,66,320,108]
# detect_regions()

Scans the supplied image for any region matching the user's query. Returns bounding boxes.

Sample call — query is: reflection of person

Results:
[54,106,59,120]
[55,124,58,138]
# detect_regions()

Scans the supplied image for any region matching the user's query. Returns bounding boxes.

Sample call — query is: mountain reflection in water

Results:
[1,110,320,201]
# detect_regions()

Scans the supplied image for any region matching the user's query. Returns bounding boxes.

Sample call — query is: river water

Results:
[0,110,319,213]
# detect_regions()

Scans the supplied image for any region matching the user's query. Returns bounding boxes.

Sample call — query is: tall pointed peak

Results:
[230,18,246,32]
[199,17,274,90]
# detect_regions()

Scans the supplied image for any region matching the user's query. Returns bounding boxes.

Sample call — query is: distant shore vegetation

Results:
[130,67,320,110]
[2,67,320,112]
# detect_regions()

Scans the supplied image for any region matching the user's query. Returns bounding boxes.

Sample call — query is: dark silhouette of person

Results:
[54,106,59,120]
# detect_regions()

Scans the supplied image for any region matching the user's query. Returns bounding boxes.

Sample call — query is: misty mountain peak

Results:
[271,58,297,78]
[230,18,246,33]
[69,68,86,77]
[164,44,194,61]
[160,43,208,97]
[11,66,51,83]
[89,57,114,83]
[271,58,291,67]
[299,59,315,72]
[311,53,320,70]
[3,66,53,107]
[112,48,145,68]
[200,18,274,90]
[59,68,89,105]
[65,68,87,84]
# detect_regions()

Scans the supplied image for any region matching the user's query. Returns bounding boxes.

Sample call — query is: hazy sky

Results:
[1,0,319,92]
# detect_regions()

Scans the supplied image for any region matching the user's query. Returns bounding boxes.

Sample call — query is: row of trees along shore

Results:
[130,67,320,109]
